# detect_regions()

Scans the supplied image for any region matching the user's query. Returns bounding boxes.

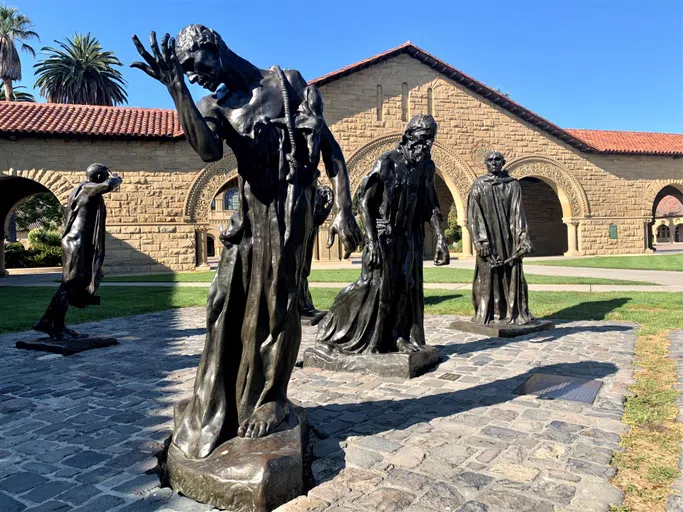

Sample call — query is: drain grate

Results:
[515,372,603,404]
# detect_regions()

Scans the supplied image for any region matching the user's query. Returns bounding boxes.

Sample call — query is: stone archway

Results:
[345,133,478,256]
[183,154,238,223]
[0,169,74,276]
[506,156,590,256]
[643,181,683,249]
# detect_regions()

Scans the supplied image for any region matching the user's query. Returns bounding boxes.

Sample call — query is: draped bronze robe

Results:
[467,172,534,325]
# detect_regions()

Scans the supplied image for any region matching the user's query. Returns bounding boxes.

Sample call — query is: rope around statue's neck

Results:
[274,66,298,183]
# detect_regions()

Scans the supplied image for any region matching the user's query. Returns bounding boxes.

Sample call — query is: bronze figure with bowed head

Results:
[132,24,360,453]
[313,115,449,367]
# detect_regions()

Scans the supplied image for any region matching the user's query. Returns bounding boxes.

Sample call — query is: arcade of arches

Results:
[2,44,683,275]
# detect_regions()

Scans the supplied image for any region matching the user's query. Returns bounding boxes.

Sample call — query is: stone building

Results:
[1,42,682,275]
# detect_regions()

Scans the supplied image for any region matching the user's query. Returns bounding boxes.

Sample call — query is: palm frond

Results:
[0,84,35,101]
[0,5,39,82]
[34,32,127,106]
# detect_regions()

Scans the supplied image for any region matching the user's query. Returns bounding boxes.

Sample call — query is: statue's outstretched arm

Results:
[131,32,223,162]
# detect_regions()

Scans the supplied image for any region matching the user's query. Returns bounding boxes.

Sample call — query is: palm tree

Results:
[34,33,127,106]
[0,5,39,102]
[0,84,34,101]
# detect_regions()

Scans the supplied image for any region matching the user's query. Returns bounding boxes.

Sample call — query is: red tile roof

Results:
[0,101,183,140]
[566,129,683,156]
[0,44,680,156]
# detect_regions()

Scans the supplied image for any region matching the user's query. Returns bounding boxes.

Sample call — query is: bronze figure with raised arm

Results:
[132,25,360,460]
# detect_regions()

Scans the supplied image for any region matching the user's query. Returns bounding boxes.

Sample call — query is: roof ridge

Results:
[0,101,178,114]
[567,128,683,136]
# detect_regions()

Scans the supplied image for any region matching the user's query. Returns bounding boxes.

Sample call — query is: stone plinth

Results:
[15,335,118,356]
[166,400,308,512]
[303,344,439,379]
[449,319,554,338]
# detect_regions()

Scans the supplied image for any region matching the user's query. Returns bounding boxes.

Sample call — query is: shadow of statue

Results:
[306,360,618,484]
[424,294,463,306]
[544,298,631,322]
[439,322,634,358]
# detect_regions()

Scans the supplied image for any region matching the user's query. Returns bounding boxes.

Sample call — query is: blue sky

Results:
[9,0,683,133]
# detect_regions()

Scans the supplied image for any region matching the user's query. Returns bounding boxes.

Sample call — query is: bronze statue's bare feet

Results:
[237,401,288,439]
[397,338,426,353]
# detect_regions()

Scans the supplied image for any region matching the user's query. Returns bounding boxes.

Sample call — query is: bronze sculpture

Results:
[18,164,122,354]
[132,25,360,510]
[451,151,552,337]
[305,115,448,377]
[299,185,334,324]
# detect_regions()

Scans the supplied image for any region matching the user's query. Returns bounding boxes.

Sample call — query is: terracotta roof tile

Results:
[566,129,683,156]
[0,101,183,140]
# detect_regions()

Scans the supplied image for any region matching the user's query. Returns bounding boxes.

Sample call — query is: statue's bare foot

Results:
[397,338,426,353]
[237,401,288,439]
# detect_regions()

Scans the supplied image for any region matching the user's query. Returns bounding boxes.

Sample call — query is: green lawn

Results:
[1,286,680,336]
[105,268,655,286]
[531,253,683,271]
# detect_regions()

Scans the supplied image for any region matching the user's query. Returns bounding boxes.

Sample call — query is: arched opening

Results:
[0,176,66,274]
[649,185,683,249]
[424,173,458,259]
[519,177,568,256]
[657,224,671,243]
[206,235,216,258]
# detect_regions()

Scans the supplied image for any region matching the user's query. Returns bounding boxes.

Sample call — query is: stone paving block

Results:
[62,450,108,469]
[70,494,125,511]
[0,472,48,493]
[23,500,71,511]
[22,481,76,504]
[0,491,26,512]
[54,484,102,506]
[112,473,161,495]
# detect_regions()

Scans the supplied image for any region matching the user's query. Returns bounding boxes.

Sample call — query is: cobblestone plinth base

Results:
[450,319,554,338]
[303,344,439,379]
[167,400,308,512]
[15,335,118,356]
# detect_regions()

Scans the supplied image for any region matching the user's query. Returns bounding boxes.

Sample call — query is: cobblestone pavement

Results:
[668,330,683,512]
[0,309,635,511]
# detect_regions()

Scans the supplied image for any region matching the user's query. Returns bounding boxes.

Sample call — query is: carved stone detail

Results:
[183,153,238,222]
[345,133,477,216]
[506,156,590,218]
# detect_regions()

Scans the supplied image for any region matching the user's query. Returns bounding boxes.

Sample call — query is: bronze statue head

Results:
[86,163,111,184]
[484,151,505,175]
[176,24,225,91]
[401,114,437,164]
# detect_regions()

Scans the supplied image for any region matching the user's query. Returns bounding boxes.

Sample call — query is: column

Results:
[196,229,210,270]
[669,219,675,244]
[0,239,6,277]
[460,223,473,258]
[564,221,579,256]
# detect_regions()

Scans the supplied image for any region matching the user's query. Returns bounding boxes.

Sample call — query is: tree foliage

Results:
[444,204,462,246]
[0,5,39,101]
[34,32,127,106]
[0,84,34,101]
[15,193,63,231]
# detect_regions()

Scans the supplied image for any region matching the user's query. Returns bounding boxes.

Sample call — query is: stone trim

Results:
[183,153,238,222]
[506,155,591,218]
[1,168,74,205]
[345,133,477,220]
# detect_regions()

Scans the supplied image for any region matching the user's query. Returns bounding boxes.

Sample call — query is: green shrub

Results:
[28,228,61,249]
[454,239,463,252]
[4,241,62,268]
[444,205,462,246]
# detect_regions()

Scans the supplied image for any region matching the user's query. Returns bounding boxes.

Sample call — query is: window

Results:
[427,87,433,115]
[210,199,216,211]
[657,225,671,240]
[223,188,239,211]
[401,82,409,121]
[376,85,383,121]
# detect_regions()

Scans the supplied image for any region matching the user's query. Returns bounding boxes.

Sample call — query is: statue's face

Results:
[485,153,505,174]
[178,43,221,91]
[405,129,434,164]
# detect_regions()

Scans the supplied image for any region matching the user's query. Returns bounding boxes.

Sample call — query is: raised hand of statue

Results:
[327,207,362,259]
[131,32,185,91]
[434,238,450,266]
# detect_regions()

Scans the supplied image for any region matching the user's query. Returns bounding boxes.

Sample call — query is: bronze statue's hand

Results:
[131,32,185,90]
[366,240,381,269]
[434,238,450,266]
[327,208,361,259]
[477,243,491,259]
